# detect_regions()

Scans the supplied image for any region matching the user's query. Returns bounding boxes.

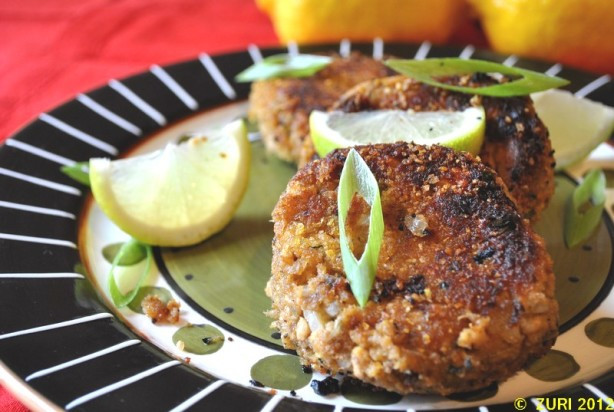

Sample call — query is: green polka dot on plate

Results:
[585,318,614,347]
[447,382,498,402]
[172,324,224,355]
[340,377,403,405]
[525,350,579,381]
[250,355,311,390]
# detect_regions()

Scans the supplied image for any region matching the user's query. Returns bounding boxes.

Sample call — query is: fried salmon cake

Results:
[330,75,555,222]
[248,53,392,165]
[267,142,558,395]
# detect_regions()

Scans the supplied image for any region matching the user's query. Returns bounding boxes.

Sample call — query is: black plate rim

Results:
[0,40,613,412]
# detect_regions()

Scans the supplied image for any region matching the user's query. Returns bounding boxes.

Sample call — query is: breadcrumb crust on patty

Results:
[248,53,392,165]
[332,75,555,222]
[267,142,558,395]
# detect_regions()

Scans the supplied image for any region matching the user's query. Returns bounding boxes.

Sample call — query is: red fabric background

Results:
[0,0,486,409]
[0,0,280,144]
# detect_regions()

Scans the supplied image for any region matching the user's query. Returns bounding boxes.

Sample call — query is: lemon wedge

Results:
[90,119,251,246]
[531,89,614,170]
[310,107,486,157]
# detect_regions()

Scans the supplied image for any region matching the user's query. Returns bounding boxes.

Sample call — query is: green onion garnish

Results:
[338,149,384,308]
[385,58,569,97]
[565,169,606,248]
[102,242,148,266]
[108,238,153,307]
[235,54,332,82]
[60,161,90,186]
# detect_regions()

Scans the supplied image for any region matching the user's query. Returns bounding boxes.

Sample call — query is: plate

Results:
[1,41,613,412]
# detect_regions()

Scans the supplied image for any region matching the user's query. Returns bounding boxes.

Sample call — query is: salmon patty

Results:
[331,75,555,222]
[267,142,558,395]
[248,53,392,165]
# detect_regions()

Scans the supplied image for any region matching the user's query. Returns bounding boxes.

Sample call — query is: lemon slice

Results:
[310,107,486,157]
[531,89,614,170]
[90,119,251,247]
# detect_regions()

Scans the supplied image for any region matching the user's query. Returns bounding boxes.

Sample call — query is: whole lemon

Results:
[257,0,467,45]
[470,0,614,74]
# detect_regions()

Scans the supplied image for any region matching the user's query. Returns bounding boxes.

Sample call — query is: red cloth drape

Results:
[0,0,279,143]
[0,1,276,409]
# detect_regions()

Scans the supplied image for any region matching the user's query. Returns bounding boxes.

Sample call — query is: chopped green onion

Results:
[385,58,569,97]
[235,54,332,82]
[176,133,195,145]
[102,241,148,266]
[60,161,90,186]
[565,169,606,248]
[338,149,384,308]
[243,116,260,133]
[108,238,153,307]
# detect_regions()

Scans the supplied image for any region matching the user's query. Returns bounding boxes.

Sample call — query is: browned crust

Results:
[142,295,180,324]
[248,53,393,165]
[267,142,558,395]
[332,74,555,222]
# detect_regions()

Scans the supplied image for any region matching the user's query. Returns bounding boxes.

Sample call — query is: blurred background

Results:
[259,0,614,75]
[0,0,612,409]
[1,0,613,145]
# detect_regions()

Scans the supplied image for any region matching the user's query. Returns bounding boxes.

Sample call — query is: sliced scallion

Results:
[565,169,606,248]
[385,58,569,97]
[60,161,90,186]
[108,238,153,307]
[235,54,332,82]
[337,149,384,308]
[102,241,148,266]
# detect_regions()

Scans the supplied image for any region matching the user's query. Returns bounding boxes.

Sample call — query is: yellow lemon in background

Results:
[470,0,614,74]
[257,0,467,45]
